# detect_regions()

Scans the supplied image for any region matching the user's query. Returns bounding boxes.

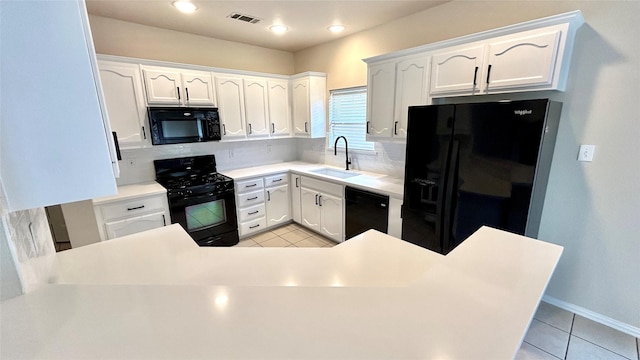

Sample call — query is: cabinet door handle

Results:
[366,121,370,134]
[142,126,147,140]
[272,179,282,183]
[271,123,275,134]
[267,190,271,201]
[245,184,257,188]
[162,214,166,226]
[318,195,322,207]
[473,66,479,87]
[249,123,252,134]
[486,64,492,85]
[304,122,308,133]
[127,205,145,211]
[247,196,258,201]
[222,124,226,135]
[315,194,318,205]
[185,87,190,101]
[177,87,181,101]
[249,224,260,229]
[248,210,259,215]
[295,177,299,188]
[394,121,398,135]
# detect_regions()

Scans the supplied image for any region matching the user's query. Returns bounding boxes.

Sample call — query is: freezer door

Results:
[446,100,550,251]
[401,104,455,253]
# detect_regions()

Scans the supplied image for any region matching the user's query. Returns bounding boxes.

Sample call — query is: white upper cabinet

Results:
[366,62,396,140]
[98,60,149,149]
[267,80,291,137]
[393,56,431,139]
[430,45,485,96]
[243,78,270,138]
[484,29,561,91]
[215,75,246,140]
[366,11,584,101]
[366,55,430,142]
[291,73,327,138]
[0,0,118,212]
[143,67,215,106]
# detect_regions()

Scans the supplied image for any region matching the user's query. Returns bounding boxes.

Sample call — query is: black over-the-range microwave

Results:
[148,107,221,145]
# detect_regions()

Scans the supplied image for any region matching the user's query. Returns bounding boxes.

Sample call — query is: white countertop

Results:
[91,181,166,205]
[221,161,405,199]
[1,225,562,359]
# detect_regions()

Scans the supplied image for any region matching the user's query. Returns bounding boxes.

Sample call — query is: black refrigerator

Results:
[401,99,562,254]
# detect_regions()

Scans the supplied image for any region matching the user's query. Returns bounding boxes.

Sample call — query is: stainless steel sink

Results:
[309,167,360,179]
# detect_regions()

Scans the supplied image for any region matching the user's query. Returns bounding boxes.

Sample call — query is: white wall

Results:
[294,0,640,330]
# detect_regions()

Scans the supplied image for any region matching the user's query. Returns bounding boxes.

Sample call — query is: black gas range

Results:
[154,155,239,246]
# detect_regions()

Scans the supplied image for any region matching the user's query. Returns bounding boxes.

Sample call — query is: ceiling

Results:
[86,1,447,52]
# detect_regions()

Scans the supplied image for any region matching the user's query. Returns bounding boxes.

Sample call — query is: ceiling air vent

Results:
[227,12,262,24]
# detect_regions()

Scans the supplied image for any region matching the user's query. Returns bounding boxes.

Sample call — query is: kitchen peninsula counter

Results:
[1,225,562,359]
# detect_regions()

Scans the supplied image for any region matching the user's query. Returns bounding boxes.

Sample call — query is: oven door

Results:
[169,191,239,246]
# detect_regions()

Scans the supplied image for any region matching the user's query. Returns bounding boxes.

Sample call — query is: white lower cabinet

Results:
[290,174,302,223]
[299,176,344,243]
[104,212,167,239]
[235,173,290,238]
[93,191,170,241]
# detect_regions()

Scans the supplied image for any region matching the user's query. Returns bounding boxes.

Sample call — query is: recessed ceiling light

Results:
[269,24,288,34]
[328,25,346,33]
[173,1,198,13]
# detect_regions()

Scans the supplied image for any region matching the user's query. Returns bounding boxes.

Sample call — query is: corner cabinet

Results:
[142,66,215,106]
[291,73,327,138]
[0,0,118,212]
[98,60,149,149]
[366,55,431,142]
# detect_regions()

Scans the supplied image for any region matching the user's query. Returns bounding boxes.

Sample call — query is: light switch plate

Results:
[578,145,595,162]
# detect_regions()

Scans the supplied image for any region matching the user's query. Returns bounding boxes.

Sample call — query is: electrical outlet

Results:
[578,145,595,162]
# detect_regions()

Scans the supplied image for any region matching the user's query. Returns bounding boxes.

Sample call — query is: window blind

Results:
[328,87,374,151]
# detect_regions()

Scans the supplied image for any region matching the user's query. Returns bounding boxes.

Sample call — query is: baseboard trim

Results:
[542,295,640,338]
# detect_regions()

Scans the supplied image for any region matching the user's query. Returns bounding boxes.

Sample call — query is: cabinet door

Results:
[143,69,182,105]
[394,56,430,140]
[215,76,246,140]
[291,78,310,136]
[243,78,270,138]
[485,30,561,91]
[266,184,291,227]
[366,62,396,140]
[98,61,148,149]
[300,187,320,232]
[430,45,484,96]
[267,80,290,136]
[290,174,302,223]
[181,71,215,106]
[319,192,343,243]
[104,212,167,240]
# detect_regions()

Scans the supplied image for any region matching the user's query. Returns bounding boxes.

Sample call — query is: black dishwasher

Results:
[345,186,389,240]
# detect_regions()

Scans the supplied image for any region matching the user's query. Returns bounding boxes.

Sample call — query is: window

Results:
[328,87,374,151]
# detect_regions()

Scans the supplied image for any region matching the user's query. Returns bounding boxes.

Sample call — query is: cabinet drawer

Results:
[98,195,166,221]
[237,189,265,208]
[301,176,343,197]
[103,211,167,240]
[264,173,288,187]
[240,217,267,237]
[236,178,264,194]
[238,203,266,222]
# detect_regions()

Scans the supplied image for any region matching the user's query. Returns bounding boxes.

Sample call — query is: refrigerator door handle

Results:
[442,139,460,254]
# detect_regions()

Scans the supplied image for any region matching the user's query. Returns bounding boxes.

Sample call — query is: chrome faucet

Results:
[334,136,351,170]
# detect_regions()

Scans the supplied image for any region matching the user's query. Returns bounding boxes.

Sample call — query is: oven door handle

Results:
[170,192,231,207]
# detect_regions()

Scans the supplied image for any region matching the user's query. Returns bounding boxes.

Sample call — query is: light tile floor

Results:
[237,224,640,359]
[235,223,337,248]
[517,302,640,360]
